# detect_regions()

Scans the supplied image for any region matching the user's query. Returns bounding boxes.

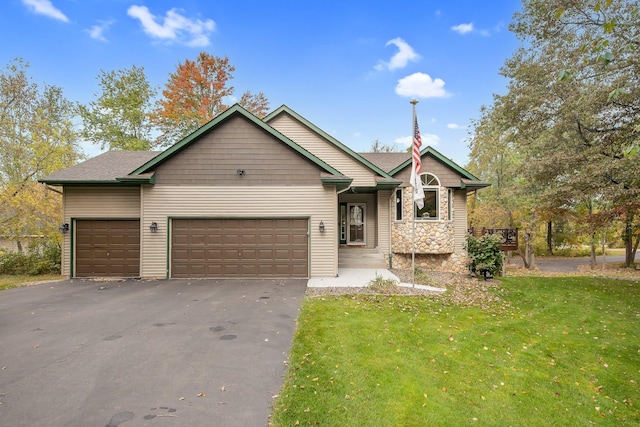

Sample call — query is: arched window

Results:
[416,173,440,220]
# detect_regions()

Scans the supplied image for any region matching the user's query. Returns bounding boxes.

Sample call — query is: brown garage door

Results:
[171,218,308,278]
[75,220,140,277]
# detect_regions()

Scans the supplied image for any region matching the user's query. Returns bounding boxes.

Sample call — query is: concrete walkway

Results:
[307,268,445,292]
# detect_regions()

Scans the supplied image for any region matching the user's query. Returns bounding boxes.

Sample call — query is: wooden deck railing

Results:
[467,227,518,251]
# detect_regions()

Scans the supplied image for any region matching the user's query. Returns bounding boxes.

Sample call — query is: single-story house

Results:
[40,104,488,279]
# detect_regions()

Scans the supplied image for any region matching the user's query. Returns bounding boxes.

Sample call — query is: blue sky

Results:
[2,0,522,166]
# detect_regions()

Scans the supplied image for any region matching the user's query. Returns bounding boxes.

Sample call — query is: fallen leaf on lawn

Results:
[304,407,310,413]
[449,335,454,342]
[197,392,206,397]
[423,393,428,398]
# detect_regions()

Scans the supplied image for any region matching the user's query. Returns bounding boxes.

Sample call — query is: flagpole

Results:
[410,99,418,288]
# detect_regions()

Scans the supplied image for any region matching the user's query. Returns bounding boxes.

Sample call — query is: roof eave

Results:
[37,179,142,186]
[321,176,354,192]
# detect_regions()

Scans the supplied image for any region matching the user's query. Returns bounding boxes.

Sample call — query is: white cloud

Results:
[395,133,441,147]
[451,23,474,34]
[374,37,419,71]
[127,5,215,47]
[86,20,114,42]
[22,0,68,22]
[447,123,462,129]
[395,72,449,98]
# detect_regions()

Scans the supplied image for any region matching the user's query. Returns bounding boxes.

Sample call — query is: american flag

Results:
[410,115,425,209]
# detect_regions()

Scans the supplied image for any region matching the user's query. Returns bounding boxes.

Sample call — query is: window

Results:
[395,188,403,221]
[415,173,440,220]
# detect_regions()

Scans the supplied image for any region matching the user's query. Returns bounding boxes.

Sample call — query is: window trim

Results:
[395,188,403,221]
[448,188,453,221]
[415,173,440,221]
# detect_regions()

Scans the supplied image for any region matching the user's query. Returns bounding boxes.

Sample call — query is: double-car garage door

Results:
[74,218,308,278]
[171,218,308,278]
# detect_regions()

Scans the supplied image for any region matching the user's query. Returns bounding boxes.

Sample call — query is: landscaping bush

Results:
[0,241,61,275]
[465,233,504,279]
[368,273,399,293]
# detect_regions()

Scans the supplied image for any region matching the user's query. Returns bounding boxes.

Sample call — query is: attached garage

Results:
[75,220,141,277]
[171,218,309,278]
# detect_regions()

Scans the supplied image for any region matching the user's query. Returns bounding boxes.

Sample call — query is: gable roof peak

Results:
[264,105,395,179]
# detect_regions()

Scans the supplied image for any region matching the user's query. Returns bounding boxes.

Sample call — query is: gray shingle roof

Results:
[40,151,161,183]
[358,152,410,173]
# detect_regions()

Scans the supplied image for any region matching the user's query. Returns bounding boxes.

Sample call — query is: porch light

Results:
[149,221,158,233]
[319,221,325,233]
[59,223,69,234]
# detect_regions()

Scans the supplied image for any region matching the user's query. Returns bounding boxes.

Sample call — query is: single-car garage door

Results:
[75,220,140,277]
[171,218,308,278]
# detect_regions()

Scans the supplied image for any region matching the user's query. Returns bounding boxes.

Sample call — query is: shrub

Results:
[0,241,61,275]
[465,233,504,279]
[369,273,399,293]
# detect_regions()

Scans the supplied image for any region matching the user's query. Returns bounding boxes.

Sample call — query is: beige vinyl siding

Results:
[154,115,322,186]
[140,185,337,278]
[453,190,467,251]
[394,156,466,188]
[61,187,141,277]
[377,190,392,253]
[269,113,377,187]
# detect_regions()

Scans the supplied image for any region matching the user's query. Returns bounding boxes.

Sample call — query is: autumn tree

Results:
[504,0,640,266]
[0,59,81,250]
[468,0,639,267]
[153,52,269,146]
[77,65,156,151]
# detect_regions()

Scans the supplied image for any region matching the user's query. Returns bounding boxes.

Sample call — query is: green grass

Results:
[270,277,640,426]
[0,274,62,290]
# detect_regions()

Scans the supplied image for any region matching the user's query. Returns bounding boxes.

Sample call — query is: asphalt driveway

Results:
[0,278,307,427]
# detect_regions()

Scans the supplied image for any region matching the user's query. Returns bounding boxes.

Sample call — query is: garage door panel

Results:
[75,220,140,277]
[171,218,308,278]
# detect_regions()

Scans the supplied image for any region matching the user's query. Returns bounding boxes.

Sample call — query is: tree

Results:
[153,52,269,146]
[0,59,81,249]
[77,65,156,151]
[369,139,404,153]
[467,0,639,267]
[505,0,640,267]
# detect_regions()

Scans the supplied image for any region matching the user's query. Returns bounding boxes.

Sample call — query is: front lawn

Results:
[270,276,640,426]
[0,274,61,291]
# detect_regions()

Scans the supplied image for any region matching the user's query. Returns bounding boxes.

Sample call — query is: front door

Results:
[347,203,366,245]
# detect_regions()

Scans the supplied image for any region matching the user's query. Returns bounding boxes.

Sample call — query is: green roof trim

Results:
[321,176,353,192]
[131,104,343,177]
[460,180,490,189]
[388,146,482,181]
[264,105,395,179]
[116,172,155,184]
[37,180,143,186]
[374,179,403,190]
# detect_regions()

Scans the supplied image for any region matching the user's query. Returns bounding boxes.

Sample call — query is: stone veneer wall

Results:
[390,187,468,273]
